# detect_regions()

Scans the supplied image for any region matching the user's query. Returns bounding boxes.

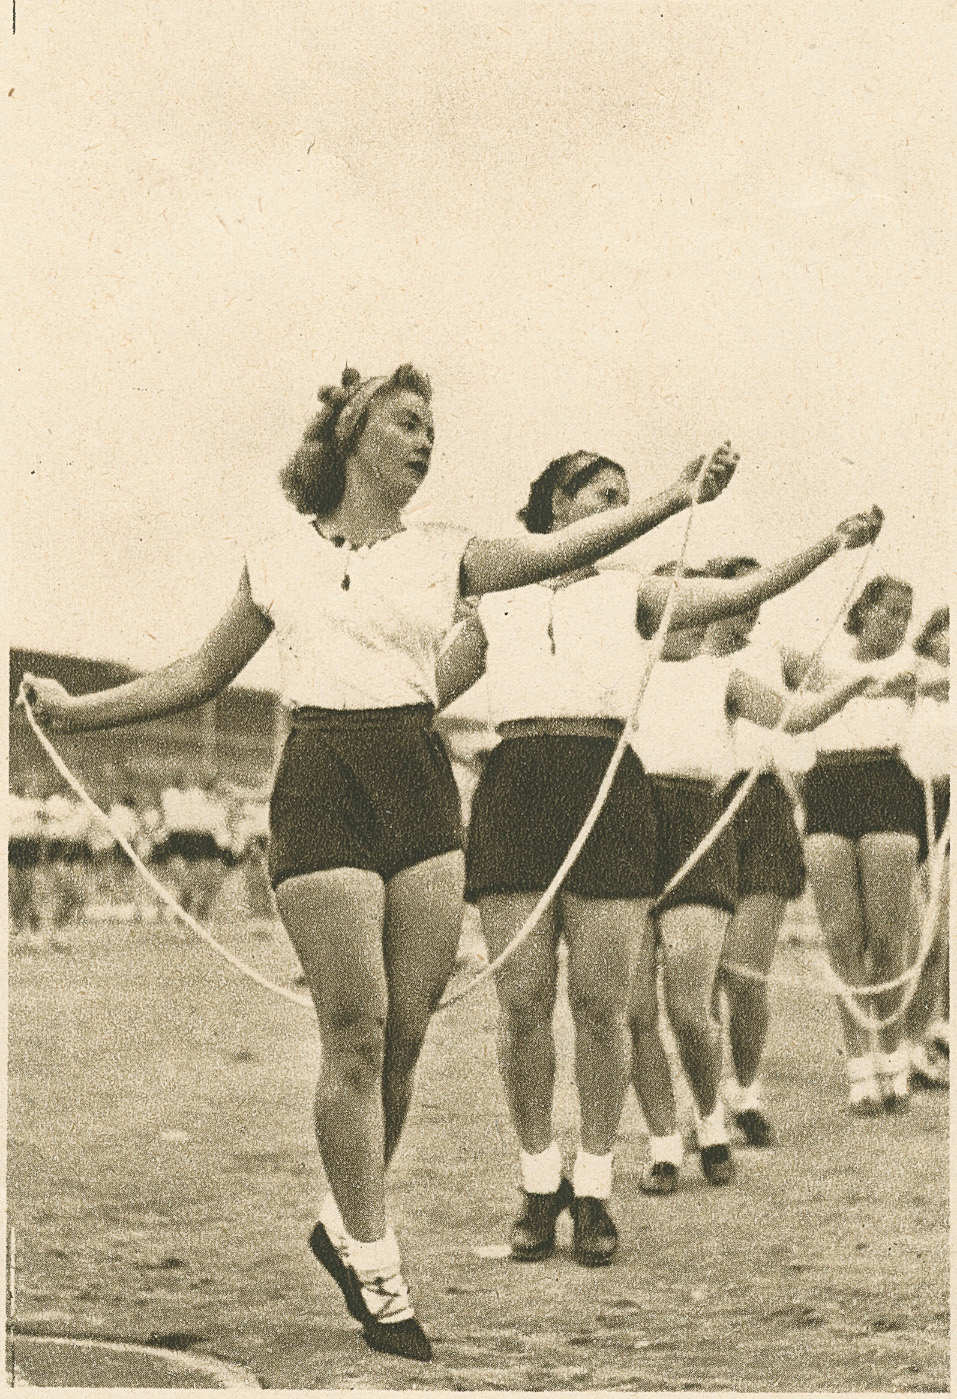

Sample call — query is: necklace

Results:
[311,520,403,591]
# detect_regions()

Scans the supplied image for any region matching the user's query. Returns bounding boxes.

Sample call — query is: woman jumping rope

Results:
[21,365,737,1362]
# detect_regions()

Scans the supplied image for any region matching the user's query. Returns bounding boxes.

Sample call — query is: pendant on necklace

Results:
[341,572,350,591]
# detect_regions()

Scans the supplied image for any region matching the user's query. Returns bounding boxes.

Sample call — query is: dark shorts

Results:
[802,751,926,858]
[465,735,659,902]
[653,776,738,915]
[8,838,42,868]
[930,777,950,846]
[45,840,88,863]
[154,832,222,863]
[269,705,463,888]
[724,770,806,902]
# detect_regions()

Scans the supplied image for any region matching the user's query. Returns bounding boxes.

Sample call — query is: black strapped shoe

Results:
[699,1143,735,1185]
[309,1221,367,1324]
[571,1196,619,1267]
[510,1176,574,1262]
[733,1107,774,1148]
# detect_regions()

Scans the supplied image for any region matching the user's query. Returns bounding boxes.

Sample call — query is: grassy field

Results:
[7,895,949,1392]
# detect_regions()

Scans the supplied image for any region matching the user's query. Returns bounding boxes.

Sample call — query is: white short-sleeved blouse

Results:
[810,633,914,753]
[631,654,736,781]
[477,571,649,725]
[245,510,471,709]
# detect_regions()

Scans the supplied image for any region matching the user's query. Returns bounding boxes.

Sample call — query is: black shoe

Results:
[639,1160,679,1196]
[309,1221,367,1324]
[734,1107,774,1148]
[361,1313,433,1363]
[911,1066,949,1092]
[571,1196,618,1267]
[699,1143,735,1186]
[510,1176,574,1262]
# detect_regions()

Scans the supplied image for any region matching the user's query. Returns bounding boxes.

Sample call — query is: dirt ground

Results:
[7,901,949,1392]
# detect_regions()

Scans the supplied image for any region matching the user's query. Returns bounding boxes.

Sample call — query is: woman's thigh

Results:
[657,904,728,1013]
[477,892,560,1018]
[383,849,466,1029]
[276,867,388,1032]
[564,895,650,1016]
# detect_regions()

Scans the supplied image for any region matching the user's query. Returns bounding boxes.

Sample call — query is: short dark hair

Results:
[280,364,431,516]
[914,606,948,658]
[845,574,912,636]
[518,452,625,534]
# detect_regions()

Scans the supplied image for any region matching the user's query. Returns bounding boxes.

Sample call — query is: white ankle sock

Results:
[520,1141,562,1194]
[347,1227,402,1279]
[647,1132,684,1167]
[846,1054,875,1084]
[317,1192,348,1249]
[727,1078,762,1112]
[695,1099,729,1148]
[572,1148,613,1200]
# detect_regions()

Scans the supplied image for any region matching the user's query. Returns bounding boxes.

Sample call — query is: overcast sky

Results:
[7,0,952,693]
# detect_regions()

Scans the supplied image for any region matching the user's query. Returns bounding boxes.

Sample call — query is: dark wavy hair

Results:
[914,606,948,658]
[280,364,432,516]
[845,574,912,636]
[517,452,626,534]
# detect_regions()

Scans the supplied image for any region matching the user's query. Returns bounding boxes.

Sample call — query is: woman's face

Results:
[351,389,434,508]
[858,584,913,657]
[550,466,629,530]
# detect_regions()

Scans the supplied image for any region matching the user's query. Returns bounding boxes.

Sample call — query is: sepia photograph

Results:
[5,0,950,1391]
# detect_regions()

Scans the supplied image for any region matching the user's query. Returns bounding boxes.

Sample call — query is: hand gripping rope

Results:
[17,694,314,1011]
[438,475,710,1009]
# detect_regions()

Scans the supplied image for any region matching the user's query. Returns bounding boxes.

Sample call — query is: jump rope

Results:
[18,496,946,1034]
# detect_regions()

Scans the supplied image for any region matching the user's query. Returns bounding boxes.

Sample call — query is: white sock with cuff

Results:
[520,1140,563,1195]
[695,1099,730,1148]
[647,1132,684,1167]
[572,1148,613,1200]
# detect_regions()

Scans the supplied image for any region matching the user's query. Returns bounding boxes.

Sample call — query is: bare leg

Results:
[563,895,649,1154]
[277,867,389,1243]
[478,893,559,1156]
[858,833,920,1055]
[907,850,950,1043]
[381,851,465,1165]
[719,893,788,1090]
[629,919,678,1138]
[657,904,729,1119]
[804,835,869,1060]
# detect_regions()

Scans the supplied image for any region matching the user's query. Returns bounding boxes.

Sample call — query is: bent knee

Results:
[568,986,628,1034]
[321,1013,387,1081]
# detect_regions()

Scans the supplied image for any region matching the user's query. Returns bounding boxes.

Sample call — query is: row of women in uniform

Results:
[21,362,936,1363]
[8,781,273,932]
[437,457,949,1274]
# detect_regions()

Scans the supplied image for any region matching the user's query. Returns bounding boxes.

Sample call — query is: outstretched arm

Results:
[727,669,875,733]
[634,507,883,635]
[21,570,273,733]
[436,612,489,711]
[459,443,738,596]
